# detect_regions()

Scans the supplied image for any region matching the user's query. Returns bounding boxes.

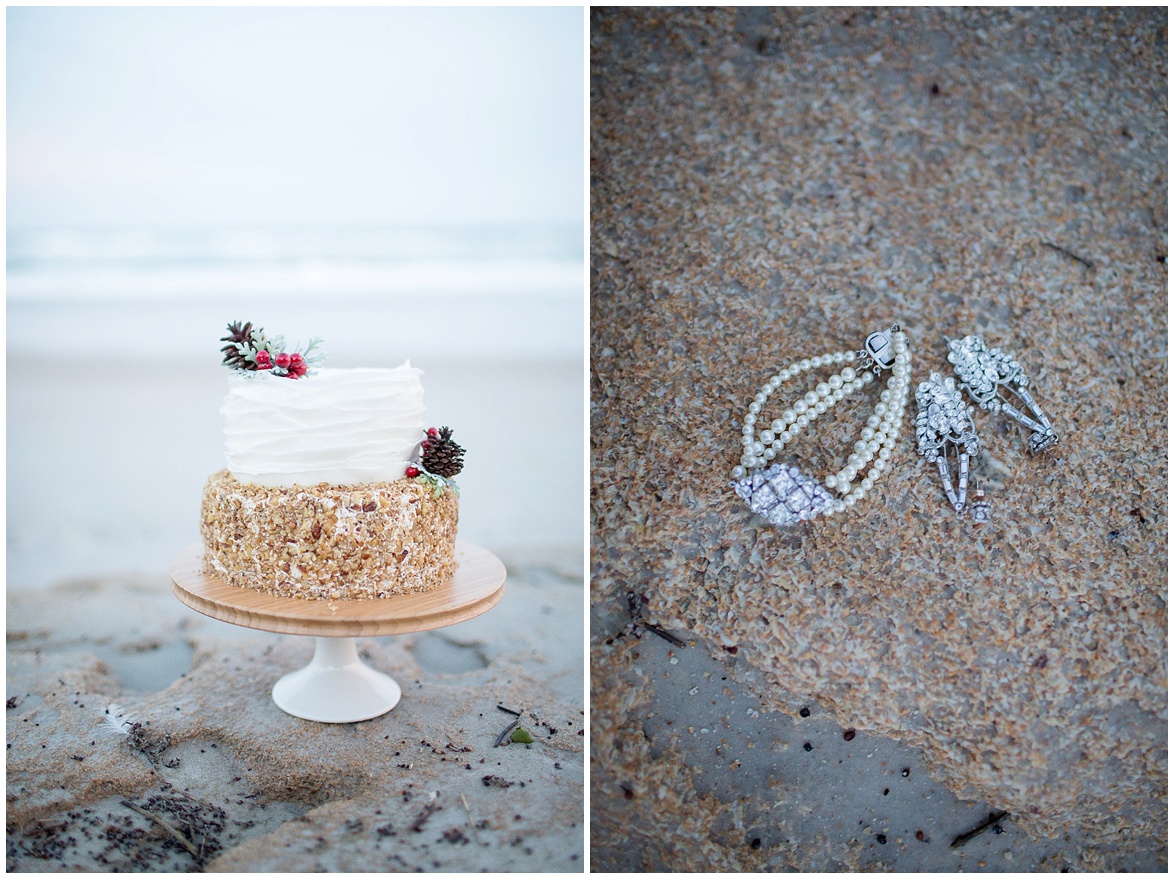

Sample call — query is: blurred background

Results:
[7,6,585,589]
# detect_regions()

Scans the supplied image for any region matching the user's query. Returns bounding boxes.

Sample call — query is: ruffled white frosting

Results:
[223,364,425,487]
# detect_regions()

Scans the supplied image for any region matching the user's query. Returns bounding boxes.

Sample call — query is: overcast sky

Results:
[7,6,584,229]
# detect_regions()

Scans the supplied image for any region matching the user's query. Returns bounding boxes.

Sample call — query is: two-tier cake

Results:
[200,321,465,600]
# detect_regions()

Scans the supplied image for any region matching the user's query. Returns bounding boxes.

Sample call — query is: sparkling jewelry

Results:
[730,323,911,526]
[970,489,992,523]
[947,335,1057,454]
[915,372,979,515]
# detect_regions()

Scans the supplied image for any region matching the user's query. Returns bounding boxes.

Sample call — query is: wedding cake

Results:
[200,321,464,600]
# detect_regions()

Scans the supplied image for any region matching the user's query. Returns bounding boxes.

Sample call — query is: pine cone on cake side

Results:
[420,427,465,478]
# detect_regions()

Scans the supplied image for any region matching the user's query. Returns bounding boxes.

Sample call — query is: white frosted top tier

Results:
[223,364,425,487]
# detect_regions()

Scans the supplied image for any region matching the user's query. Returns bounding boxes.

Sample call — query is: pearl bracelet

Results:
[731,323,911,526]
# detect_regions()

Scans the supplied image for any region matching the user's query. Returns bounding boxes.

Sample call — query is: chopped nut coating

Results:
[200,470,458,599]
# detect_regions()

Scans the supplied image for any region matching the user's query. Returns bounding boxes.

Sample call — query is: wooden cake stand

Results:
[170,540,506,724]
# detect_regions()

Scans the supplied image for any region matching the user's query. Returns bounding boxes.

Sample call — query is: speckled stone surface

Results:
[591,7,1166,869]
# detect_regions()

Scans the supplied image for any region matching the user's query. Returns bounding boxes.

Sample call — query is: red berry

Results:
[427,427,439,438]
[274,352,291,368]
[254,350,272,369]
[405,466,420,478]
[421,440,432,450]
[289,352,304,366]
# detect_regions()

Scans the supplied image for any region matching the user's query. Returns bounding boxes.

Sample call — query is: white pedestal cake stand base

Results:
[270,636,403,723]
[169,540,506,723]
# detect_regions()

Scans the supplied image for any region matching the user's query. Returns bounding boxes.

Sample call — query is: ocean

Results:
[7,224,584,364]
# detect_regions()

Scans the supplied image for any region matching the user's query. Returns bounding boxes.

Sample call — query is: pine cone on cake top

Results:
[420,426,465,478]
[218,320,325,379]
[220,321,257,370]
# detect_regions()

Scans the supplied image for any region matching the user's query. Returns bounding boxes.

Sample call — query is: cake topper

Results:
[220,320,325,379]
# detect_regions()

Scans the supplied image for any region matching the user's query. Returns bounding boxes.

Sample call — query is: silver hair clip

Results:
[915,372,980,516]
[946,335,1057,454]
[730,323,911,526]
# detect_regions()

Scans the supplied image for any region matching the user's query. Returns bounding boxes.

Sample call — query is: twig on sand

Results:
[950,810,1009,848]
[120,800,199,856]
[1041,240,1094,270]
[623,590,687,647]
[494,718,520,747]
[459,794,482,844]
[496,704,522,716]
[641,624,686,647]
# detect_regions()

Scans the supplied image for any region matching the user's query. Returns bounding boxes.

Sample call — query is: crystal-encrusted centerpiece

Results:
[732,463,834,527]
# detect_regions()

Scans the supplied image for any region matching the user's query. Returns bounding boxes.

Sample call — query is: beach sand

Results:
[6,354,585,871]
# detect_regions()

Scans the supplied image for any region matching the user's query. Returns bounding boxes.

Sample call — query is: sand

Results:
[590,7,1166,871]
[7,557,583,872]
[6,355,584,871]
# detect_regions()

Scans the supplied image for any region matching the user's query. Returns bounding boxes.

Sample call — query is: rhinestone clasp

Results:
[862,323,901,371]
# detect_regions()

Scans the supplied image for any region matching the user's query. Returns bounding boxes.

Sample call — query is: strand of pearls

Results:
[823,329,911,511]
[731,328,911,517]
[733,349,861,475]
[771,368,874,455]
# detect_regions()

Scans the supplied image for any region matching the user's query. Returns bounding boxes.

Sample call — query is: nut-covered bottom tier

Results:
[200,470,458,600]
